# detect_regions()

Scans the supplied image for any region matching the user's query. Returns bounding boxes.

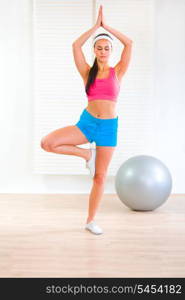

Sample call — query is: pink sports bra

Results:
[86,67,120,102]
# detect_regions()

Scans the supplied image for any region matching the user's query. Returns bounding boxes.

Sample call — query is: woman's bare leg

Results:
[86,146,116,223]
[41,127,116,224]
[51,144,91,161]
[41,125,92,161]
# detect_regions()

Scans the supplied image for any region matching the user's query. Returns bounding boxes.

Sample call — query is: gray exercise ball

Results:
[115,155,172,211]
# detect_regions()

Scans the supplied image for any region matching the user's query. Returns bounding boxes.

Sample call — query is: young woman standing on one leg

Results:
[41,5,133,235]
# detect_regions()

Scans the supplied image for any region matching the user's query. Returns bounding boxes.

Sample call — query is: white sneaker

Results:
[85,221,103,235]
[86,147,96,178]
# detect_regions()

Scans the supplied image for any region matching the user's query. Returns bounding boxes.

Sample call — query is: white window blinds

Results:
[32,0,155,175]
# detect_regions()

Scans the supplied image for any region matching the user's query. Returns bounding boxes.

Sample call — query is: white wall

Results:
[0,0,184,193]
[153,0,185,193]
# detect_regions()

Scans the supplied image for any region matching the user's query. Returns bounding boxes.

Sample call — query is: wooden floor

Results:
[0,193,184,278]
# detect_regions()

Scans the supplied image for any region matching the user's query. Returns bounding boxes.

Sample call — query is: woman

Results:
[40,5,133,235]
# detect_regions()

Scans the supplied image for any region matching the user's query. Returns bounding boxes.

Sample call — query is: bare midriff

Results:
[85,100,117,119]
[83,66,119,119]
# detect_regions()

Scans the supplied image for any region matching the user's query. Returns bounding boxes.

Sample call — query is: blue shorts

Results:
[75,108,118,146]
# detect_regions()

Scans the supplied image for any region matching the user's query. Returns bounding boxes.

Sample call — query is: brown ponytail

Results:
[85,57,98,95]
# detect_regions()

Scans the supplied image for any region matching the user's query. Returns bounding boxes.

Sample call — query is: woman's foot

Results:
[86,148,96,178]
[86,149,92,161]
[85,220,103,235]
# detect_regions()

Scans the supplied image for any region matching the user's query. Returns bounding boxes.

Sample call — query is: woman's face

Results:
[94,39,112,62]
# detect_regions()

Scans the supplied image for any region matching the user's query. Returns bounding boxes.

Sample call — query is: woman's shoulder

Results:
[112,65,123,85]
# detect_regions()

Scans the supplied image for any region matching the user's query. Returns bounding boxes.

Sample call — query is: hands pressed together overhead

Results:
[95,5,107,29]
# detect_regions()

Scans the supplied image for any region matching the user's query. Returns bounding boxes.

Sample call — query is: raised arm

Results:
[72,26,97,79]
[101,6,133,79]
[72,6,102,80]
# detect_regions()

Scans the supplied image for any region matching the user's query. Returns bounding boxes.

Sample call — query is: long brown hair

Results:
[85,33,113,95]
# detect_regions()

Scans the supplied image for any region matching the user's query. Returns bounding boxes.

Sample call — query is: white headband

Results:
[93,34,113,47]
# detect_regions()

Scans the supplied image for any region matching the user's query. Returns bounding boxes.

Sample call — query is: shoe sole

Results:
[85,227,103,235]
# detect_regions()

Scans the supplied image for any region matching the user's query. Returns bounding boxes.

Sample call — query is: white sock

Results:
[85,220,103,235]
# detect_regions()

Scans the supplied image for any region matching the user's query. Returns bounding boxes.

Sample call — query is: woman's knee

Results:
[40,136,53,152]
[93,173,107,185]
